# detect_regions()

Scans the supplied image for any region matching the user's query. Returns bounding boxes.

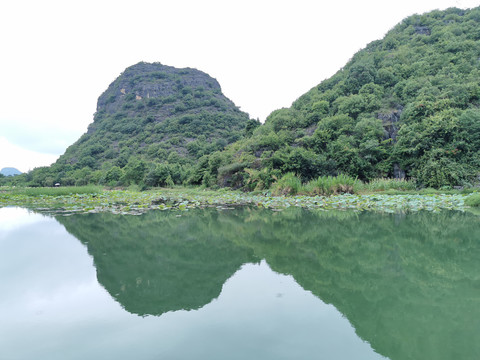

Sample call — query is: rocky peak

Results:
[96,62,223,114]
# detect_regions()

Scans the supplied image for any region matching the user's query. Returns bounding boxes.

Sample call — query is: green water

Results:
[1,207,479,359]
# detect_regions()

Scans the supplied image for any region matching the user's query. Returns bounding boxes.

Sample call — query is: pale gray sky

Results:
[1,0,479,172]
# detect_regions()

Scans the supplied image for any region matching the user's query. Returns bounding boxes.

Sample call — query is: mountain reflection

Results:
[58,210,258,316]
[57,208,480,360]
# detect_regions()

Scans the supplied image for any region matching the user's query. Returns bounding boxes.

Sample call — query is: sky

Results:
[1,0,479,173]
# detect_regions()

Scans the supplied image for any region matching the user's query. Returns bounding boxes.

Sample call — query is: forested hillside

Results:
[17,62,252,187]
[194,7,480,189]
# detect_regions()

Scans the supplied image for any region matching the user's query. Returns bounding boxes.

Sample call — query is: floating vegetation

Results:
[0,188,476,216]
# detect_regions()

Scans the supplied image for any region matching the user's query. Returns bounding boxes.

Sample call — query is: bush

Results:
[104,166,124,184]
[244,168,278,191]
[416,155,468,188]
[217,162,247,188]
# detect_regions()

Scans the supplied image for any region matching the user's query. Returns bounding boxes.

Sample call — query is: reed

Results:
[271,173,302,196]
[304,174,359,196]
[358,178,417,192]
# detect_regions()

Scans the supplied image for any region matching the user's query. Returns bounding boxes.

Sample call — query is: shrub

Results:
[104,166,124,185]
[244,168,278,191]
[217,162,247,189]
[416,155,468,188]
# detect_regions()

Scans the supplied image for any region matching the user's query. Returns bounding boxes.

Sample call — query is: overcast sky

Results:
[1,0,479,173]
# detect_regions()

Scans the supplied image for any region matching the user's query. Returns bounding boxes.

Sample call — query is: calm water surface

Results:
[1,206,479,359]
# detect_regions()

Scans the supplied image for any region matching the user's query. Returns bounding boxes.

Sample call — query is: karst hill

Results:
[36,62,252,187]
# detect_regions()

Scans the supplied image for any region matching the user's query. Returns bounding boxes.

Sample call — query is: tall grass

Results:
[465,193,480,207]
[272,174,358,196]
[304,174,359,195]
[357,178,417,192]
[271,174,420,196]
[11,185,103,197]
[271,173,302,196]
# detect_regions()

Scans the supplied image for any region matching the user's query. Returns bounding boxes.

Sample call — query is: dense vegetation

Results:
[193,7,480,189]
[3,7,480,190]
[2,63,252,188]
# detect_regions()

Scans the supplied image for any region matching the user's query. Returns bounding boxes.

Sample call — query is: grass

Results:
[9,185,103,197]
[356,178,417,192]
[465,193,480,207]
[272,175,418,196]
[304,174,358,195]
[271,173,302,195]
[272,173,358,196]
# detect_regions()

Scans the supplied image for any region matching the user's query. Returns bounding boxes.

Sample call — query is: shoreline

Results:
[0,187,475,216]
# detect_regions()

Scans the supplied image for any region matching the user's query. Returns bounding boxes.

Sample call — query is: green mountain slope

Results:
[200,7,480,189]
[26,62,251,187]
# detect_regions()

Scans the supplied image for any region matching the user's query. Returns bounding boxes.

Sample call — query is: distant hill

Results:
[199,6,480,189]
[29,62,252,187]
[0,167,22,176]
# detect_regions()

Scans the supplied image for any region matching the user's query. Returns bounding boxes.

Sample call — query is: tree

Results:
[122,158,147,185]
[104,166,124,185]
[244,118,261,137]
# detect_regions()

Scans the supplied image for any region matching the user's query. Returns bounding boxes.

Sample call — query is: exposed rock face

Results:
[96,62,224,115]
[414,26,431,35]
[393,163,406,179]
[379,107,405,179]
[378,106,403,143]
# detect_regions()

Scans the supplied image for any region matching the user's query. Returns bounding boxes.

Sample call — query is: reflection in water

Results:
[57,208,480,360]
[1,207,383,360]
[60,210,259,315]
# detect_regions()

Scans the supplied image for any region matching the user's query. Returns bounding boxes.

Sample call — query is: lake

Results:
[1,206,479,359]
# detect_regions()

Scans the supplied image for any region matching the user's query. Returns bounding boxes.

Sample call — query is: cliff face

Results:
[96,62,225,115]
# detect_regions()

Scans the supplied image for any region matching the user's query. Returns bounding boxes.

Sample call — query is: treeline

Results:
[0,157,210,188]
